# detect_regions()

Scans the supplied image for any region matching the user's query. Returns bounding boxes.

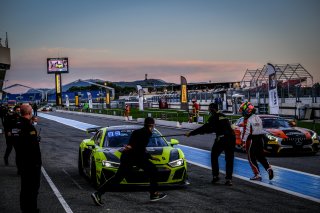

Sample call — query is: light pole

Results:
[0,80,8,101]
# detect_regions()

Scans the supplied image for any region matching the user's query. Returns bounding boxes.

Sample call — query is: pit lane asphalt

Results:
[0,111,319,213]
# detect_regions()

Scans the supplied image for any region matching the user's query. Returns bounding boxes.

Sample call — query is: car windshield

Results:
[104,129,168,148]
[262,118,290,128]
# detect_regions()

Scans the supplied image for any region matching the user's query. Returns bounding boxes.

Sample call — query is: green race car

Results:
[78,125,188,188]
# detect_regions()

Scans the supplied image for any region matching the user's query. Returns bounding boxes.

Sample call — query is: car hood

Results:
[265,127,312,139]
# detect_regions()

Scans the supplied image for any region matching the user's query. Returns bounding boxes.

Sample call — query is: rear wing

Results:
[86,127,103,134]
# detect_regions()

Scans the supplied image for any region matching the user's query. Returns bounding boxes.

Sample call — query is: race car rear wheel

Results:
[78,149,85,176]
[91,159,98,188]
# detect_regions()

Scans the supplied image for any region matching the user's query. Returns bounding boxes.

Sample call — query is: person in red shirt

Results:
[191,99,200,122]
[124,104,130,119]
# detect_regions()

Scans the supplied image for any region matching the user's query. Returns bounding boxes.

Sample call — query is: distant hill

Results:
[114,79,175,88]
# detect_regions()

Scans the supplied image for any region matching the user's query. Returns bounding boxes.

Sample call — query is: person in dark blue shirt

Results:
[186,103,235,186]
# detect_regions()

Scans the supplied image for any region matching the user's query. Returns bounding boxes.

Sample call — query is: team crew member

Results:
[17,104,42,213]
[91,117,167,206]
[32,103,38,116]
[0,103,7,124]
[3,105,21,170]
[239,101,274,181]
[186,103,236,186]
[124,104,130,118]
[191,99,200,122]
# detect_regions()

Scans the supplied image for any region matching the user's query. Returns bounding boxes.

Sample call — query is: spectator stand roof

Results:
[240,63,314,90]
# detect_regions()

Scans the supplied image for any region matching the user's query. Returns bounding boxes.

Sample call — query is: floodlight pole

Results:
[55,73,62,106]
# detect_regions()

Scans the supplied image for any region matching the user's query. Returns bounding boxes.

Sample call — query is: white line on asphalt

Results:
[41,167,73,213]
[62,169,83,190]
[179,144,320,178]
[186,159,320,203]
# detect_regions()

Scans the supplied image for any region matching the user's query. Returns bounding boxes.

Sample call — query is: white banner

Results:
[65,95,69,107]
[137,85,144,111]
[87,92,93,109]
[267,63,279,114]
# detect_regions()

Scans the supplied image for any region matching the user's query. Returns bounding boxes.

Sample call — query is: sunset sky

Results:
[1,0,319,93]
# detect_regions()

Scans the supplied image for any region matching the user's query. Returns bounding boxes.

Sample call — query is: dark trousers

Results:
[20,166,41,213]
[4,137,21,171]
[97,153,158,195]
[246,135,270,175]
[4,135,13,160]
[211,135,235,180]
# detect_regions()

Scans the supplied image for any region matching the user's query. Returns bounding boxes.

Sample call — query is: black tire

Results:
[78,149,85,176]
[91,159,98,188]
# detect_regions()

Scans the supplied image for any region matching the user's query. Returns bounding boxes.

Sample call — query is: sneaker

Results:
[184,180,191,185]
[91,192,104,206]
[211,176,220,184]
[224,179,233,186]
[268,168,274,180]
[250,175,262,181]
[150,192,167,202]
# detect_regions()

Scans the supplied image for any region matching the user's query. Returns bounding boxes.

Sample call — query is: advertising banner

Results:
[55,73,62,106]
[65,95,69,107]
[180,76,188,111]
[137,85,144,111]
[267,63,279,114]
[87,92,93,108]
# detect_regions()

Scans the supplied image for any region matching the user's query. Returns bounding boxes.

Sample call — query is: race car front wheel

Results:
[78,149,85,176]
[91,159,98,188]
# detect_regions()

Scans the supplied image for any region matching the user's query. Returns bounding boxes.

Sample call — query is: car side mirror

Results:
[170,138,179,146]
[86,140,95,147]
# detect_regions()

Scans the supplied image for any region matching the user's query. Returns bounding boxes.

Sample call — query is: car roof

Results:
[105,125,143,131]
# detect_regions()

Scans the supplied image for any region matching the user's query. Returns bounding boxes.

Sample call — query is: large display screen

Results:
[47,58,69,73]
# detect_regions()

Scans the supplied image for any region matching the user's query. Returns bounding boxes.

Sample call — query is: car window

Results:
[262,118,290,128]
[104,129,169,147]
[235,117,244,126]
[105,130,133,147]
[147,131,168,147]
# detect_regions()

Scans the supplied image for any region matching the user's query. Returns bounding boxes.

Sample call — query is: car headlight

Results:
[168,159,184,168]
[266,133,279,141]
[311,131,318,140]
[102,160,120,168]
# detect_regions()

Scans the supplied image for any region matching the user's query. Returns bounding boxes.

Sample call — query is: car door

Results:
[83,130,102,173]
[233,117,245,148]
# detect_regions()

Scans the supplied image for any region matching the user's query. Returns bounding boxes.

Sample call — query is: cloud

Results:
[6,47,261,92]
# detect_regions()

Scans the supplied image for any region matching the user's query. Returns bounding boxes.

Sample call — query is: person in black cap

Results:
[91,117,167,206]
[186,103,236,186]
